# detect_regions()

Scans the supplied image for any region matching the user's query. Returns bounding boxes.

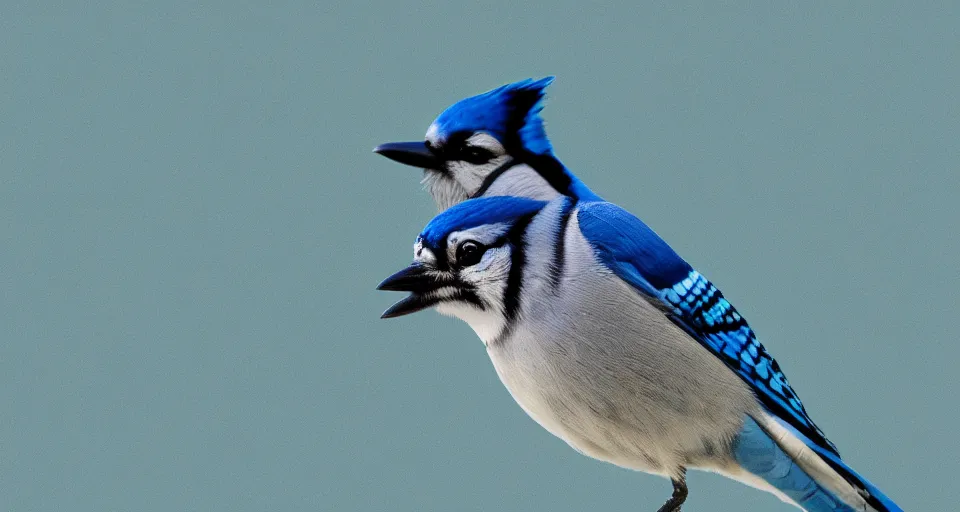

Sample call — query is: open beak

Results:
[376,263,449,318]
[373,141,443,170]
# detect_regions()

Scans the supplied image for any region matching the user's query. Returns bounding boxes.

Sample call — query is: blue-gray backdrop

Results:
[2,2,956,510]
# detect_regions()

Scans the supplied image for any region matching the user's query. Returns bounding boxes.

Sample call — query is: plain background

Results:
[2,2,957,511]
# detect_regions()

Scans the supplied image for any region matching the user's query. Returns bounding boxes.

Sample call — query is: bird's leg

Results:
[655,468,688,512]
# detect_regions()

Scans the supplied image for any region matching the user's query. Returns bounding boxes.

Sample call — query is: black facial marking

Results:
[425,240,449,271]
[548,197,575,291]
[429,130,495,164]
[461,146,494,165]
[467,149,576,201]
[451,288,485,310]
[430,127,578,201]
[503,214,534,321]
[470,157,518,199]
[486,212,536,348]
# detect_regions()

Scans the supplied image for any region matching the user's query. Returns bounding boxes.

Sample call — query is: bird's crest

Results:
[430,77,555,155]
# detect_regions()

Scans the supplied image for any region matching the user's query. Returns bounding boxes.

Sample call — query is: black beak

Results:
[377,263,448,319]
[373,141,443,170]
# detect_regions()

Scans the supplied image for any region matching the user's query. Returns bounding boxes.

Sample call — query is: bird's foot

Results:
[655,469,687,512]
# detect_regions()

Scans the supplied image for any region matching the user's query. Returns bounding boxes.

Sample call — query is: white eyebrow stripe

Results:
[465,132,502,150]
[415,244,438,264]
[447,224,511,252]
[425,123,441,144]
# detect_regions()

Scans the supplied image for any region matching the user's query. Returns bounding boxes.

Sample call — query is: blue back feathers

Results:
[419,196,547,247]
[577,201,693,290]
[577,200,840,458]
[432,77,555,155]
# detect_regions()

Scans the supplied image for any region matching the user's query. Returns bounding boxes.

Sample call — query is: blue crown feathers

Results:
[431,77,555,155]
[419,196,548,247]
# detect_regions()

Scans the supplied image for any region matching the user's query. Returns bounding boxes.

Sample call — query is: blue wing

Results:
[577,201,839,457]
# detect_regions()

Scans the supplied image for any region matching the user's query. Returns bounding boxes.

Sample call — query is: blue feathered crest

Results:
[420,196,548,247]
[431,77,556,155]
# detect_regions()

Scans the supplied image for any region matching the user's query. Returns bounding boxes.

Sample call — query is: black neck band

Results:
[469,157,519,199]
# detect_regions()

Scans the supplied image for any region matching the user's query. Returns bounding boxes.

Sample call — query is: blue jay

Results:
[377,195,902,512]
[374,77,601,210]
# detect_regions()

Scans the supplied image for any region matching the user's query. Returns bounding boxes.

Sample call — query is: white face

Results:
[415,223,514,341]
[422,128,512,210]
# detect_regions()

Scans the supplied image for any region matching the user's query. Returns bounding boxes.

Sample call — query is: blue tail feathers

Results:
[733,416,902,512]
[768,415,904,512]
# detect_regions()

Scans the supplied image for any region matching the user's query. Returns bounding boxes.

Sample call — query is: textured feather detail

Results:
[733,416,858,511]
[759,415,904,512]
[420,196,548,248]
[426,78,605,204]
[431,77,556,155]
[576,201,838,457]
[662,269,838,456]
[574,201,692,290]
[507,77,554,155]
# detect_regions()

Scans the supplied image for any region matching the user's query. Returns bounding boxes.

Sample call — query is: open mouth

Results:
[377,264,450,318]
[377,264,481,318]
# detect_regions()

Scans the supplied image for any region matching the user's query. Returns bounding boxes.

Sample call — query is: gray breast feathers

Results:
[485,200,760,476]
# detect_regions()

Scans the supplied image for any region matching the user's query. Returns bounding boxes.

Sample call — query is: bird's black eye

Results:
[456,240,485,267]
[458,144,493,165]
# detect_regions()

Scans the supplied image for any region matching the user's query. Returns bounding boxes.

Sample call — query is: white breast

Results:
[484,205,760,477]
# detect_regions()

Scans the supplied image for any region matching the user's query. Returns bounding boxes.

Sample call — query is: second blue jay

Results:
[374,77,600,210]
[377,195,902,512]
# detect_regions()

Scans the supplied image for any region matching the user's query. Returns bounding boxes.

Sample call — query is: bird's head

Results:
[375,77,596,210]
[377,196,548,341]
